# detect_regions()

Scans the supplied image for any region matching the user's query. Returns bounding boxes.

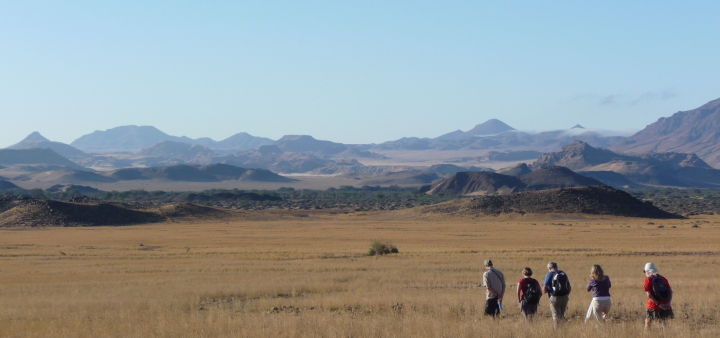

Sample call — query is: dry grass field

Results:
[1,209,719,337]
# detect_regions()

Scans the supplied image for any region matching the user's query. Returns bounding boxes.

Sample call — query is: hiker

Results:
[644,262,673,330]
[543,261,571,326]
[482,259,506,317]
[585,264,611,323]
[516,267,541,320]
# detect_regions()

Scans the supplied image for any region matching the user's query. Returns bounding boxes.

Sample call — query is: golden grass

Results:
[1,210,719,337]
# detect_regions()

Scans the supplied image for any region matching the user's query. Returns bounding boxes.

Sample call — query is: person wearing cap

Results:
[482,259,506,317]
[543,261,571,327]
[644,262,673,330]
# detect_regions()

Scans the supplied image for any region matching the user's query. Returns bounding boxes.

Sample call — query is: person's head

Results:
[644,262,658,276]
[547,262,558,271]
[590,264,605,281]
[522,267,533,277]
[484,259,493,269]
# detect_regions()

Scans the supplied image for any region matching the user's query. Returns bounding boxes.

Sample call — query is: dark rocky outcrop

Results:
[423,186,682,219]
[496,163,532,176]
[426,166,604,196]
[426,172,528,195]
[0,199,165,227]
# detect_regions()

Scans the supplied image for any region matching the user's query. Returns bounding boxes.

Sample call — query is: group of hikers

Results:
[482,260,673,330]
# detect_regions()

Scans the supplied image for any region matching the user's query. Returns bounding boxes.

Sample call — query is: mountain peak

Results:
[22,132,51,143]
[466,119,515,136]
[571,124,585,129]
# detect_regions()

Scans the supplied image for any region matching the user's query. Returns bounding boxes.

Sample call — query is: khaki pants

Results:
[590,298,612,321]
[550,295,569,322]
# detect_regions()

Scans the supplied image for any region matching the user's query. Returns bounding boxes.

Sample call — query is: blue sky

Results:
[1,1,719,147]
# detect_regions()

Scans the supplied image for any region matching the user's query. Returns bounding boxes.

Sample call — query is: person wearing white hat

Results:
[643,262,673,330]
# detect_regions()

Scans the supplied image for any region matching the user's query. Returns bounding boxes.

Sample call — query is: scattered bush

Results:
[368,240,399,256]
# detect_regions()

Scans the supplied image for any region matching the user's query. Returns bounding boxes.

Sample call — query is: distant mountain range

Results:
[70,125,274,153]
[534,141,720,188]
[610,97,720,166]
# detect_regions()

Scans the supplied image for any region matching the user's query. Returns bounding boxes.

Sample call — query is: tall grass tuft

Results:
[368,239,399,256]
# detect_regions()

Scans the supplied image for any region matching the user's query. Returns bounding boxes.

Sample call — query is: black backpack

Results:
[552,271,571,296]
[524,279,541,305]
[652,275,671,301]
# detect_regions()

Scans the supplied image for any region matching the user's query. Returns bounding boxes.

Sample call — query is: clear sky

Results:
[2,1,720,147]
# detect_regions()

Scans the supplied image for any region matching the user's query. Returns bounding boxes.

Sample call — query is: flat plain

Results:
[1,209,718,337]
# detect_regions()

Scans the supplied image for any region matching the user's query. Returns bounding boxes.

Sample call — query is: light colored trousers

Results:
[585,296,612,322]
[550,295,569,322]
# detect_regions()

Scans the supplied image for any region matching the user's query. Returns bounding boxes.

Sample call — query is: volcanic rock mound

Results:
[157,203,229,218]
[422,186,681,219]
[0,199,164,227]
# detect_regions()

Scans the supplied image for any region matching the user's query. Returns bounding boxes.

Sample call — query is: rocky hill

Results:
[376,127,624,153]
[102,164,292,182]
[273,135,348,154]
[422,186,681,219]
[7,132,91,160]
[610,97,720,166]
[212,132,274,153]
[435,119,516,141]
[0,180,21,192]
[0,148,88,171]
[534,141,720,188]
[426,172,527,195]
[425,166,604,195]
[0,199,165,227]
[495,163,532,176]
[137,141,215,165]
[70,125,274,153]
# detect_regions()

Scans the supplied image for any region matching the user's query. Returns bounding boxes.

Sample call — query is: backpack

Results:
[524,279,541,305]
[652,276,671,301]
[552,271,571,296]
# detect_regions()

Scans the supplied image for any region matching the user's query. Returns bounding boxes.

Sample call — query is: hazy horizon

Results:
[2,2,719,147]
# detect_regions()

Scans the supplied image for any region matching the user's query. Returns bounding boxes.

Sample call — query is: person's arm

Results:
[499,276,506,301]
[517,282,522,302]
[586,279,593,292]
[543,274,550,294]
[484,272,497,297]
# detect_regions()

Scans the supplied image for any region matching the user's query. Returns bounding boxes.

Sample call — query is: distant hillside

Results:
[375,128,624,152]
[426,172,526,195]
[212,132,274,153]
[610,97,720,166]
[274,135,348,154]
[13,170,118,183]
[0,199,164,227]
[103,164,293,182]
[7,132,90,160]
[435,119,516,141]
[71,125,274,153]
[0,149,88,171]
[426,166,605,195]
[71,125,197,153]
[534,141,720,188]
[495,163,532,176]
[137,141,215,165]
[421,186,681,219]
[0,180,21,192]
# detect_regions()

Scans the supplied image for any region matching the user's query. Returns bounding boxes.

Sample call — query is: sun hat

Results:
[644,262,658,274]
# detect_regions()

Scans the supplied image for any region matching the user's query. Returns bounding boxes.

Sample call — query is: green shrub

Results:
[368,240,399,256]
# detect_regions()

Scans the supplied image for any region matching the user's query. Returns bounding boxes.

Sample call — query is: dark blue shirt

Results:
[544,271,557,296]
